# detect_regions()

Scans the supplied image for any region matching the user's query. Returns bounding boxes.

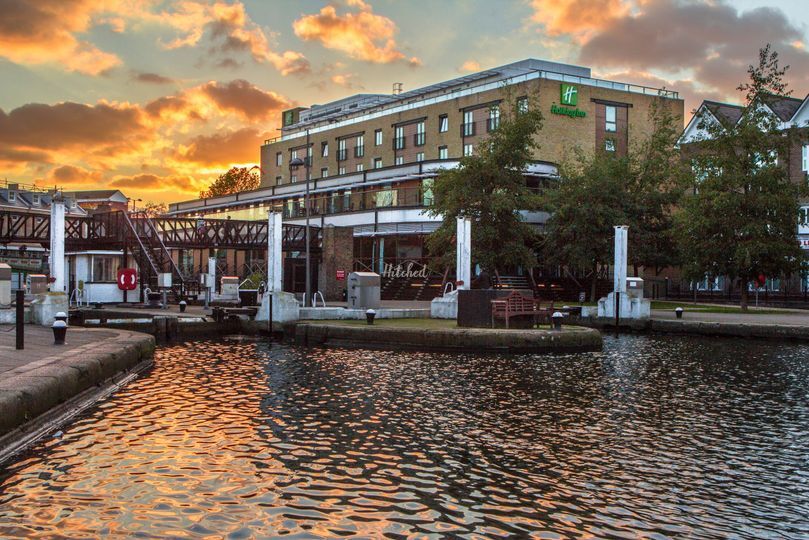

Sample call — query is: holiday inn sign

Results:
[551,83,586,118]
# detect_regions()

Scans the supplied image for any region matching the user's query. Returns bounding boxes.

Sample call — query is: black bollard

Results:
[15,289,23,350]
[366,309,376,325]
[52,320,67,345]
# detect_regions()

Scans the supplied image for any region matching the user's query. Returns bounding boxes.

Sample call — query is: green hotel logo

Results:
[560,83,578,106]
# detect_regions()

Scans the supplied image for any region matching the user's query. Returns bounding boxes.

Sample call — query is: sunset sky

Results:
[2,0,809,204]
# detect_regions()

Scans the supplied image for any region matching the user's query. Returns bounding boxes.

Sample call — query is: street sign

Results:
[336,269,346,281]
[117,268,138,290]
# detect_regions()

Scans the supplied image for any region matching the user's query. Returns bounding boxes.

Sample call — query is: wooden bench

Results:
[491,291,553,329]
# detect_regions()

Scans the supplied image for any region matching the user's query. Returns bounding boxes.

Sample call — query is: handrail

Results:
[312,291,326,307]
[143,214,184,286]
[122,212,160,276]
[443,281,455,295]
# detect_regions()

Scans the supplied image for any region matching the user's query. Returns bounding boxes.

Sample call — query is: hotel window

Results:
[375,129,383,146]
[517,96,529,114]
[275,175,283,184]
[374,158,383,169]
[276,152,282,166]
[802,144,809,172]
[439,115,448,133]
[338,139,347,161]
[438,145,448,160]
[605,139,616,152]
[321,142,328,157]
[416,152,424,162]
[321,167,328,178]
[291,174,298,183]
[291,149,298,160]
[355,134,364,157]
[487,106,500,131]
[338,166,346,175]
[464,143,473,156]
[462,111,475,136]
[92,255,118,282]
[415,121,425,146]
[395,155,404,165]
[356,163,364,172]
[605,106,617,133]
[394,126,405,150]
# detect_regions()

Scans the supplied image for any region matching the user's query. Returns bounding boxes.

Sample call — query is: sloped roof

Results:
[759,93,804,121]
[62,189,127,202]
[703,101,744,129]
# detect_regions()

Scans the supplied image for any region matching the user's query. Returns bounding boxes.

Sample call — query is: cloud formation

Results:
[293,0,420,65]
[530,0,632,43]
[0,0,121,74]
[199,80,291,120]
[175,127,268,166]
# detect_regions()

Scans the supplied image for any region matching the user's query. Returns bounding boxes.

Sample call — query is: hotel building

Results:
[168,59,683,299]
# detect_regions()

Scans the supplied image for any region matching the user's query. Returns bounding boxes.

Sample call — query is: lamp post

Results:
[289,129,311,307]
[130,198,142,213]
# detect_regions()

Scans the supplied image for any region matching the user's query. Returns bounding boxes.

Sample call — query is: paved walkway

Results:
[0,325,118,376]
[652,309,809,327]
[0,325,155,439]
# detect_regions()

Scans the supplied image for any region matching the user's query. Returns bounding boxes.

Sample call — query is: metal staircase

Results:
[122,212,185,293]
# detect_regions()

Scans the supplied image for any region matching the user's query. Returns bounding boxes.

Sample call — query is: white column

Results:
[456,217,472,290]
[613,225,628,293]
[207,256,216,289]
[49,195,66,293]
[267,212,283,291]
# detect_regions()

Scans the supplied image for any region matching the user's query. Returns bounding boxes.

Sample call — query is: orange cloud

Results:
[529,0,633,43]
[200,80,292,120]
[459,60,481,72]
[155,1,310,75]
[0,0,121,74]
[0,101,147,151]
[37,165,103,186]
[109,173,199,192]
[174,127,267,166]
[293,1,420,65]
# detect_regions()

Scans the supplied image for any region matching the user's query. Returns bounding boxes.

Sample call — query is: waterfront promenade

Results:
[0,325,154,461]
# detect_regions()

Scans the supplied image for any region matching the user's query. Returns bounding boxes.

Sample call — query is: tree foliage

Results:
[140,201,167,217]
[541,97,687,299]
[542,151,629,300]
[676,44,805,309]
[426,97,544,275]
[200,167,260,198]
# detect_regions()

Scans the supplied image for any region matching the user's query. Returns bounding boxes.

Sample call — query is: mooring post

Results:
[15,289,23,350]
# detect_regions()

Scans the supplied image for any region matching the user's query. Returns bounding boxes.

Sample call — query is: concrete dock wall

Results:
[0,329,155,443]
[286,322,602,353]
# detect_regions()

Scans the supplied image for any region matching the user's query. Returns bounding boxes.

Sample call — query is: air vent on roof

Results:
[393,82,403,95]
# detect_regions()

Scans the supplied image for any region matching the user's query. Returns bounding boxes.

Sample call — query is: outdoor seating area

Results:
[490,290,554,328]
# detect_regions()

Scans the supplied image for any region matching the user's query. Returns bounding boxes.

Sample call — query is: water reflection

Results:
[0,335,808,538]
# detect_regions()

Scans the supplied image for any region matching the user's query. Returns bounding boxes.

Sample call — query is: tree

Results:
[625,97,689,275]
[426,97,544,276]
[542,151,629,301]
[200,167,260,198]
[542,97,687,300]
[141,201,167,217]
[676,45,805,310]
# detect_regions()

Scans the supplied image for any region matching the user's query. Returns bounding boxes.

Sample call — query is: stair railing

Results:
[143,215,185,288]
[312,291,326,307]
[443,281,456,295]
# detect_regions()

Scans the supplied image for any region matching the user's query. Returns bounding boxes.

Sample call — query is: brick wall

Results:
[317,225,354,301]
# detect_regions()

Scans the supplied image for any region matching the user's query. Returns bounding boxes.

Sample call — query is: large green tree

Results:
[542,151,629,301]
[625,98,689,275]
[200,167,260,198]
[676,45,805,310]
[426,98,544,276]
[541,97,687,300]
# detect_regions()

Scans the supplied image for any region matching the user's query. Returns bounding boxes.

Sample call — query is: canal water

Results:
[1,335,807,538]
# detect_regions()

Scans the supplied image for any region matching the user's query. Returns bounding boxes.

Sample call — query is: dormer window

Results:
[7,192,15,203]
[32,194,41,205]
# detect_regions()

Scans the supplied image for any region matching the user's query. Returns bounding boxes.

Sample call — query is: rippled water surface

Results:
[1,335,808,538]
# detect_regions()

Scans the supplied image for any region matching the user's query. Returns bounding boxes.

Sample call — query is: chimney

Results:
[392,82,403,95]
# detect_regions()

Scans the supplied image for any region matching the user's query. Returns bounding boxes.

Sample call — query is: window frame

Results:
[605,105,617,133]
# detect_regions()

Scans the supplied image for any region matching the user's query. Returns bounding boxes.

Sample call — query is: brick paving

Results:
[0,325,119,377]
